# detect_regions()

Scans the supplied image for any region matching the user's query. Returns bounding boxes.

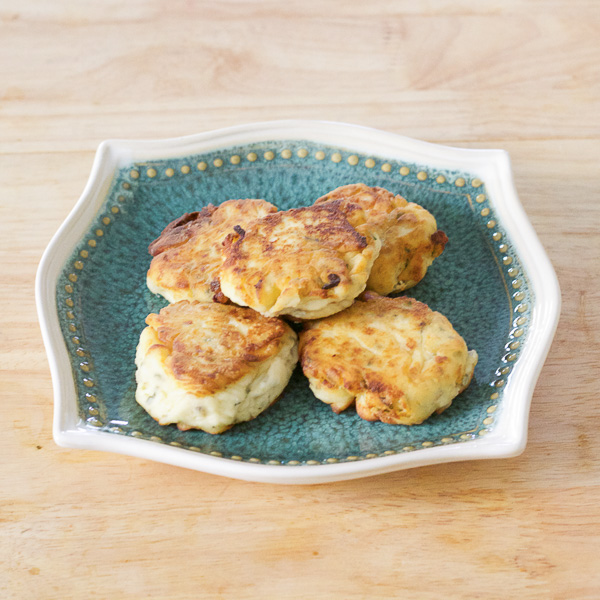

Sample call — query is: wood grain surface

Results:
[2,1,599,598]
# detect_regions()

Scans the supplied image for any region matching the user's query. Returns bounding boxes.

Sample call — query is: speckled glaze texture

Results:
[56,142,532,464]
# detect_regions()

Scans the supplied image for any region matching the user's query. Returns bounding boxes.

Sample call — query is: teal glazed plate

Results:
[36,121,560,484]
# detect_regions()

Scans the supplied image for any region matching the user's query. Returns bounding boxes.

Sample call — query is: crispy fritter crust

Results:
[143,300,295,396]
[315,184,447,295]
[299,292,478,425]
[219,201,382,319]
[147,199,277,303]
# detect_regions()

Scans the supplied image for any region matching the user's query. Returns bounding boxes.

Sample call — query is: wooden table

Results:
[2,1,599,598]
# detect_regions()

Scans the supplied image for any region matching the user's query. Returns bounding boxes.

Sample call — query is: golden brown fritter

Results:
[135,301,298,433]
[315,184,447,295]
[147,199,277,303]
[299,292,477,425]
[219,201,382,319]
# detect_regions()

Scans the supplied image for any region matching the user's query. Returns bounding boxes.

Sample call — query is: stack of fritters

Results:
[135,183,477,433]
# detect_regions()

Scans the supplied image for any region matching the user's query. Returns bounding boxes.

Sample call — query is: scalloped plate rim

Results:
[35,119,561,484]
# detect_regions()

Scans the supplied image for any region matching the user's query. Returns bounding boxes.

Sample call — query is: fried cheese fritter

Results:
[315,184,447,295]
[299,292,477,425]
[147,199,277,304]
[135,300,298,433]
[219,201,382,320]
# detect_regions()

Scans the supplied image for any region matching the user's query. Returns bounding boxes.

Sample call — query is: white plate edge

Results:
[36,120,561,483]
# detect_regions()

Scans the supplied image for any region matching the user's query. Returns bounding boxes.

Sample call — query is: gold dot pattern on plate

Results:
[490,392,499,400]
[287,460,300,465]
[118,195,125,202]
[68,323,77,332]
[65,298,74,307]
[487,405,497,414]
[111,206,119,214]
[122,182,131,190]
[210,451,222,457]
[65,284,73,293]
[64,152,526,459]
[68,273,78,282]
[306,460,319,465]
[66,311,74,320]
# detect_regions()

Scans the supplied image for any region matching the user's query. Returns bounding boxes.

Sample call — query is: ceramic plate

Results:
[36,120,560,484]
